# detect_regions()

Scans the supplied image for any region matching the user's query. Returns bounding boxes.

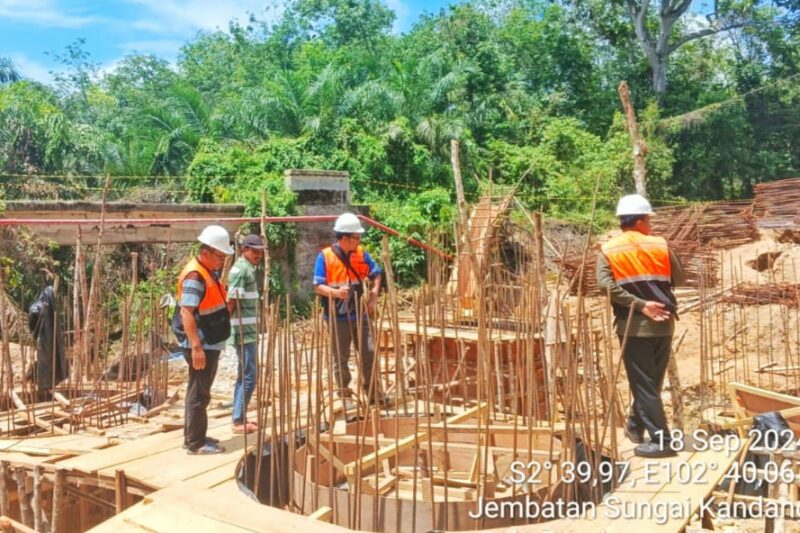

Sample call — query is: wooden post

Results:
[114,469,128,514]
[51,469,64,533]
[0,461,7,518]
[618,81,648,197]
[31,466,42,532]
[533,211,547,308]
[668,329,687,430]
[14,468,33,527]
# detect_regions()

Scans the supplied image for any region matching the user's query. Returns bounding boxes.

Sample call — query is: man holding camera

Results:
[313,213,386,407]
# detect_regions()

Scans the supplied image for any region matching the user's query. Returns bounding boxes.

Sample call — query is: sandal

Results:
[233,422,257,434]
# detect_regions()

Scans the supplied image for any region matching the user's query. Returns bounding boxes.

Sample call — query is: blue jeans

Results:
[232,342,257,424]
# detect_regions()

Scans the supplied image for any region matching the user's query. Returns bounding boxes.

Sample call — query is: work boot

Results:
[633,441,677,458]
[624,426,644,444]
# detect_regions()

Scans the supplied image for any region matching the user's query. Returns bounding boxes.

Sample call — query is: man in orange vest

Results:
[172,225,234,455]
[597,194,686,458]
[314,213,387,408]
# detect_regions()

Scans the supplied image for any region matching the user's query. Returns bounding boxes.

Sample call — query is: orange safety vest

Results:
[322,245,371,288]
[321,244,371,318]
[172,257,230,345]
[601,231,677,320]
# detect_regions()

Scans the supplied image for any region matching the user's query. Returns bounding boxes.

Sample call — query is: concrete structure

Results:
[283,169,352,300]
[0,201,245,245]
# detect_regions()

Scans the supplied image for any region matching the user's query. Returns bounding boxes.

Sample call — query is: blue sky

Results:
[0,0,457,84]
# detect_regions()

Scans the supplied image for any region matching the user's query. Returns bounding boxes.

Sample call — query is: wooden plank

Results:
[724,404,800,428]
[343,403,486,477]
[89,497,255,532]
[306,432,349,481]
[0,436,113,456]
[97,424,244,489]
[89,481,347,533]
[0,515,37,533]
[10,392,68,435]
[59,416,228,474]
[730,382,800,406]
[308,506,333,523]
[391,321,536,342]
[329,434,557,459]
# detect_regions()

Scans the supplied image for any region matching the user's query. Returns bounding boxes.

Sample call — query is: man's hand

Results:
[641,301,671,322]
[332,286,351,300]
[367,291,378,314]
[191,345,206,370]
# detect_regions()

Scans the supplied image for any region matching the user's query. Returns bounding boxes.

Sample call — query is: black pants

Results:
[183,349,220,451]
[621,336,672,444]
[330,318,375,397]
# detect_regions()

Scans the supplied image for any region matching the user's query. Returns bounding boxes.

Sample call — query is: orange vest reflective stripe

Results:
[322,245,371,287]
[176,257,228,315]
[601,231,677,316]
[601,231,671,284]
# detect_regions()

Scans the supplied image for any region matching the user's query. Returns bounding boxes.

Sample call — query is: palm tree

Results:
[219,63,348,142]
[144,84,213,174]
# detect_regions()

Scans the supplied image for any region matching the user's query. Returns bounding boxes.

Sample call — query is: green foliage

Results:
[0,58,20,85]
[187,140,301,246]
[363,188,456,286]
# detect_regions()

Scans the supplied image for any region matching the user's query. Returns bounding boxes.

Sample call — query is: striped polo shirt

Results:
[228,256,259,344]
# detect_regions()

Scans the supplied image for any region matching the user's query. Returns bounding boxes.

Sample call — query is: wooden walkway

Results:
[0,388,742,532]
[82,427,740,533]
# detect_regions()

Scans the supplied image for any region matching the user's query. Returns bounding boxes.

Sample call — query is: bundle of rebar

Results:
[722,282,800,308]
[700,201,759,248]
[560,200,758,295]
[753,177,800,229]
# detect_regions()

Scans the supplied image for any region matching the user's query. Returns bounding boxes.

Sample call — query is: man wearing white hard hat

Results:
[172,225,234,455]
[314,213,388,409]
[596,194,686,458]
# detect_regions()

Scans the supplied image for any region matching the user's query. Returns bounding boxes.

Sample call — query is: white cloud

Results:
[9,53,54,84]
[0,0,98,28]
[125,0,282,36]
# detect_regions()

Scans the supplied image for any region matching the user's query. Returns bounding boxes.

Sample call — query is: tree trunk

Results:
[618,81,648,197]
[652,51,668,102]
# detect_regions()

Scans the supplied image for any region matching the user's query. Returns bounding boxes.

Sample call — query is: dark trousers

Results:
[621,336,672,444]
[330,318,375,396]
[183,349,220,450]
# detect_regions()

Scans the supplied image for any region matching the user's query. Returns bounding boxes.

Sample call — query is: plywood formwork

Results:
[292,409,563,532]
[391,322,549,418]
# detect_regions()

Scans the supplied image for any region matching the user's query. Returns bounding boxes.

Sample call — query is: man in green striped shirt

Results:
[228,234,264,434]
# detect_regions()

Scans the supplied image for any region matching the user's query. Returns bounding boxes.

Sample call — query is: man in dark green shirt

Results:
[597,194,686,458]
[228,234,264,434]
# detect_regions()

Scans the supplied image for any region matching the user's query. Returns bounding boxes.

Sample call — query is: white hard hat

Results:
[333,212,365,234]
[616,194,653,216]
[197,225,234,255]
